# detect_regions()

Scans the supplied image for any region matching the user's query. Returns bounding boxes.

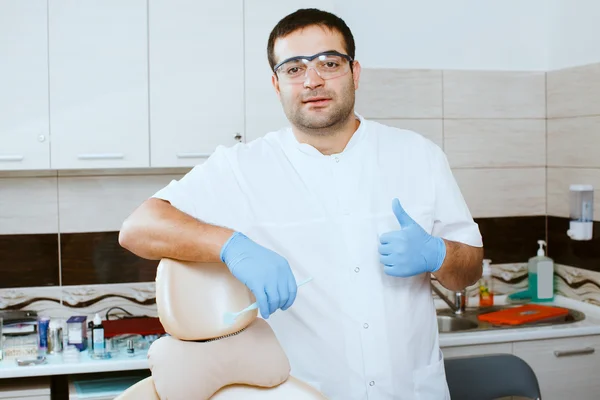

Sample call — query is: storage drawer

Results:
[513,334,600,400]
[442,342,512,358]
[68,374,149,399]
[0,377,51,399]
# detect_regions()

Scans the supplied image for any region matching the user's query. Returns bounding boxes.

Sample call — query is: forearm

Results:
[118,198,234,262]
[432,239,483,291]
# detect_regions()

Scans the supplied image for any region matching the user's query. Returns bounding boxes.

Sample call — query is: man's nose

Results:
[303,67,325,89]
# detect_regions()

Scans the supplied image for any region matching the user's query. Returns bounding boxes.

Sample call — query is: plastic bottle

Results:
[92,313,105,356]
[479,259,494,307]
[527,240,555,302]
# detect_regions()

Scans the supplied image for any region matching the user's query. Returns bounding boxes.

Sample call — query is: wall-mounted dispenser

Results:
[567,184,594,241]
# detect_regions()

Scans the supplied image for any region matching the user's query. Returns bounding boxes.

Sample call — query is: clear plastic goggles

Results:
[274,50,353,83]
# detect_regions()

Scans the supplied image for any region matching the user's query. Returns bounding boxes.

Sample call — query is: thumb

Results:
[392,198,415,227]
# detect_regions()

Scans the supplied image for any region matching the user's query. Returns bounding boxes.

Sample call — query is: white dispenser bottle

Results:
[92,313,105,356]
[527,240,554,302]
[567,184,594,240]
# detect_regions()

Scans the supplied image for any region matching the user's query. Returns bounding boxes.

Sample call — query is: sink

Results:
[437,315,478,333]
[436,304,586,333]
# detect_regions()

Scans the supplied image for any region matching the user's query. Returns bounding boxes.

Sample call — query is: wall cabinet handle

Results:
[0,155,24,162]
[176,153,211,159]
[77,153,124,160]
[554,347,595,357]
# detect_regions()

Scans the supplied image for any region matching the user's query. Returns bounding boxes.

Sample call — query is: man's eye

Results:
[286,66,304,75]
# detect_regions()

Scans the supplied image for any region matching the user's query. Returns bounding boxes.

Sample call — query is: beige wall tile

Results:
[58,174,183,233]
[0,177,58,234]
[547,168,600,219]
[453,168,546,218]
[355,69,443,118]
[444,119,546,168]
[547,116,600,167]
[443,71,546,118]
[372,119,443,148]
[547,63,600,118]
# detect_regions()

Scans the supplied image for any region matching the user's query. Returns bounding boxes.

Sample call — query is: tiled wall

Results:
[0,169,186,287]
[546,63,600,272]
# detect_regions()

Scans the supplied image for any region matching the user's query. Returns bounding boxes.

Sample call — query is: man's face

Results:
[271,25,360,134]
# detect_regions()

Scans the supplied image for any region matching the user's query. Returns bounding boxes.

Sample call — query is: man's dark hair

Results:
[267,8,355,72]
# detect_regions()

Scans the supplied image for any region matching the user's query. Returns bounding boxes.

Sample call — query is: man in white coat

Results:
[119,8,483,400]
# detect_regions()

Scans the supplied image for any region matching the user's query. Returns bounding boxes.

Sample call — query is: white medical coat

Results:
[152,113,482,400]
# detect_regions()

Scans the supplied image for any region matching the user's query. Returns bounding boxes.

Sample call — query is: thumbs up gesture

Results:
[378,198,447,277]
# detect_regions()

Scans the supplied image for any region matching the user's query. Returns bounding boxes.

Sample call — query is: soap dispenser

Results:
[479,259,494,307]
[527,240,554,302]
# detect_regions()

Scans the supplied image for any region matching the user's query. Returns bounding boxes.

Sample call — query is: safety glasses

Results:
[273,50,353,83]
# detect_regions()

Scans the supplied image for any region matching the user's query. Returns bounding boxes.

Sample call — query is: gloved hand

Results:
[220,231,297,319]
[378,198,447,277]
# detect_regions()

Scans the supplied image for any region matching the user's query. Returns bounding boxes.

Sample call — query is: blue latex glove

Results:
[378,198,447,277]
[220,231,297,319]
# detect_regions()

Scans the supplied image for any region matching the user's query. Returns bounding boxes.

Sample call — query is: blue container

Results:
[37,316,50,352]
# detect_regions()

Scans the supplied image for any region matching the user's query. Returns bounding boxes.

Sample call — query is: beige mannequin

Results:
[116,258,328,400]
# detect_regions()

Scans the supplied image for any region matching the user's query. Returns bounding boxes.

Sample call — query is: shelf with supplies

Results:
[0,310,165,380]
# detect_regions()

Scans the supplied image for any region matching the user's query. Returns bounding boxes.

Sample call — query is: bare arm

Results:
[432,239,483,291]
[118,198,234,262]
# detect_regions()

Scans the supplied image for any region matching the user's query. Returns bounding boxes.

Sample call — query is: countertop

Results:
[1,295,599,379]
[438,295,600,347]
[0,348,149,379]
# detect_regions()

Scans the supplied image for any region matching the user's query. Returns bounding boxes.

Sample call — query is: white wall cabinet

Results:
[0,1,50,170]
[442,334,600,400]
[148,0,244,168]
[48,0,149,169]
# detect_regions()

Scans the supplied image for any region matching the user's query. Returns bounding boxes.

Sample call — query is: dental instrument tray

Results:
[477,304,569,325]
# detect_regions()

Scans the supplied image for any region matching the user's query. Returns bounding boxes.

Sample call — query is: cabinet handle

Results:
[554,347,595,357]
[0,155,24,162]
[176,153,211,159]
[77,153,124,160]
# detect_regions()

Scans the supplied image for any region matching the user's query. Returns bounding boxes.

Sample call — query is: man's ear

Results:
[271,73,281,100]
[352,60,361,90]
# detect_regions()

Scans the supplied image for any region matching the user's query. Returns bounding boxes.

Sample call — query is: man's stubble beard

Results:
[282,79,356,136]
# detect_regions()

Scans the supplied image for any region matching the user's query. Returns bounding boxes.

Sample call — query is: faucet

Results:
[431,281,467,315]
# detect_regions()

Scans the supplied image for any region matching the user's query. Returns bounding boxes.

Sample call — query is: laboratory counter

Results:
[0,296,599,380]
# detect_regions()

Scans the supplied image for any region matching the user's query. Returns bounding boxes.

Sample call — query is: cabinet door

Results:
[243,1,335,142]
[49,0,149,169]
[513,335,600,400]
[0,1,49,170]
[149,1,244,167]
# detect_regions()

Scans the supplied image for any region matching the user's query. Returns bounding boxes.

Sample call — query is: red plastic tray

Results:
[477,304,569,325]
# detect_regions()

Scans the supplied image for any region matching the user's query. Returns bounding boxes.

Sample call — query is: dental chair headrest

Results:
[155,258,257,341]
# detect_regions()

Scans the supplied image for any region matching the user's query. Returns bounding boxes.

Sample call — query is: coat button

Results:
[369,381,375,386]
[363,323,369,329]
[354,267,360,273]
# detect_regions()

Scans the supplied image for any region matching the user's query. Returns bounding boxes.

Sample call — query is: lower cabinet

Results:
[442,334,600,400]
[513,335,600,400]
